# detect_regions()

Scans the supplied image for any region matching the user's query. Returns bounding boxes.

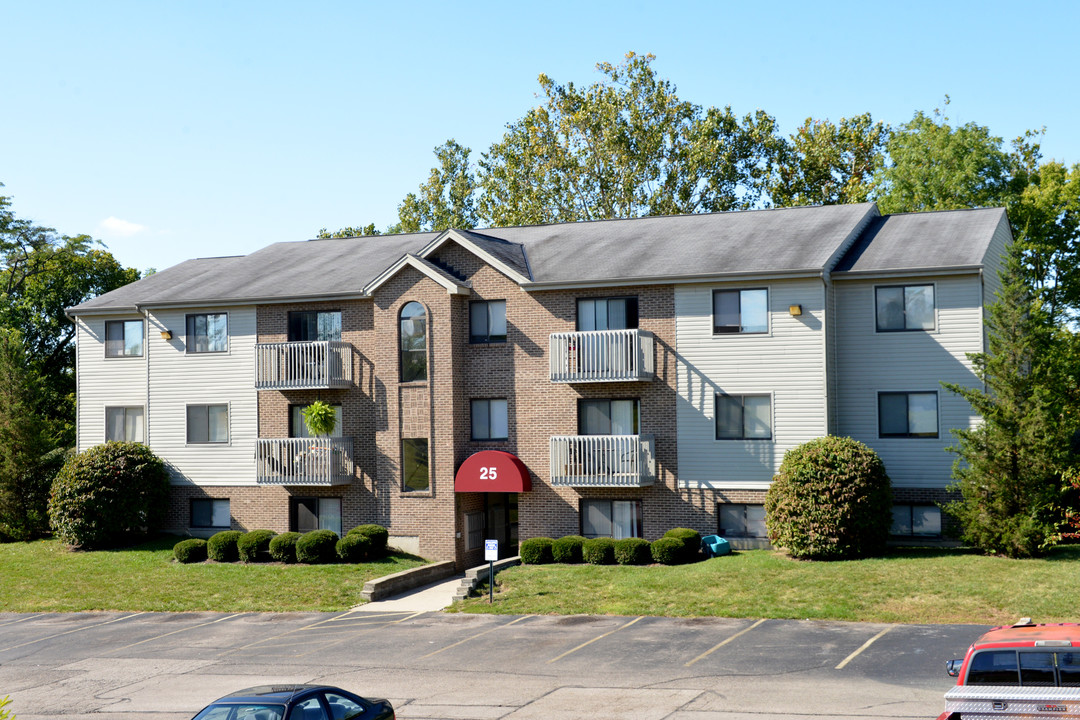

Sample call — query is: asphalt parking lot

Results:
[0,611,985,719]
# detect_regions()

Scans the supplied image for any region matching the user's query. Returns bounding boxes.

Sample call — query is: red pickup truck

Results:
[937,619,1080,719]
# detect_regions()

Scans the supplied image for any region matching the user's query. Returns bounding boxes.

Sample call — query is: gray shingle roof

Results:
[69,203,1010,314]
[833,208,1008,274]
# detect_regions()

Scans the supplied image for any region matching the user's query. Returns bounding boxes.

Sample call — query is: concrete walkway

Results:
[351,574,463,613]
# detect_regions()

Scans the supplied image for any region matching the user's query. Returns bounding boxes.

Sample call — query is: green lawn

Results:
[0,536,427,612]
[455,546,1080,624]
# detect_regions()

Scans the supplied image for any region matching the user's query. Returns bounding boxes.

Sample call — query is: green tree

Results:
[943,246,1074,557]
[477,52,785,226]
[770,114,888,207]
[0,329,55,540]
[396,139,479,232]
[316,224,381,239]
[0,187,139,444]
[874,101,1011,213]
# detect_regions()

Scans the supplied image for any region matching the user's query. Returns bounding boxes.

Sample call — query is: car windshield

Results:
[191,703,286,720]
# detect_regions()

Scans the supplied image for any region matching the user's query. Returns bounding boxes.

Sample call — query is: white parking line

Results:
[105,613,246,653]
[684,618,766,667]
[835,626,893,670]
[419,615,534,660]
[0,612,146,653]
[0,614,45,628]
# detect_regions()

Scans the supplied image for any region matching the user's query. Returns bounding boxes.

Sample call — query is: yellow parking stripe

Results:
[835,626,893,670]
[547,616,644,664]
[218,610,423,658]
[0,612,146,653]
[0,614,45,628]
[684,618,767,667]
[418,615,534,660]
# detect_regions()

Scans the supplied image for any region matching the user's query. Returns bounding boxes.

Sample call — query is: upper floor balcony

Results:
[549,434,656,487]
[255,437,354,486]
[254,341,353,390]
[549,329,655,383]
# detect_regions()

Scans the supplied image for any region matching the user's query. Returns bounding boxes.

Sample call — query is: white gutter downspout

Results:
[142,308,152,447]
[821,270,833,436]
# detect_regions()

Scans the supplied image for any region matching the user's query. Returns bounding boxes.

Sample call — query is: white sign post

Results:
[484,539,498,604]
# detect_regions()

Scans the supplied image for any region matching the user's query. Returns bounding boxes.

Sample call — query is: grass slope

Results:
[0,536,426,612]
[456,546,1080,624]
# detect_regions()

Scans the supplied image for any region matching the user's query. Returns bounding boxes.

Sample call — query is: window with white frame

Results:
[718,503,767,538]
[289,404,343,438]
[105,406,144,443]
[470,300,507,343]
[105,320,144,357]
[715,394,772,440]
[581,499,642,539]
[875,284,935,331]
[190,498,230,529]
[713,288,768,334]
[891,504,942,537]
[186,313,228,353]
[579,399,639,435]
[577,297,638,331]
[288,310,342,342]
[290,497,342,536]
[186,404,228,444]
[878,392,938,438]
[471,399,508,440]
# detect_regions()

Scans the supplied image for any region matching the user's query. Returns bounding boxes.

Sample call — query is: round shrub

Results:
[207,530,243,562]
[552,535,586,563]
[664,528,702,563]
[48,442,170,549]
[237,529,276,563]
[348,524,389,557]
[295,529,339,564]
[269,531,302,563]
[336,532,372,563]
[614,537,651,565]
[173,538,207,563]
[765,435,892,560]
[519,537,554,564]
[582,537,616,565]
[650,537,684,565]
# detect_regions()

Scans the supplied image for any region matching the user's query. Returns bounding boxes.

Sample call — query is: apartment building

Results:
[68,202,1011,568]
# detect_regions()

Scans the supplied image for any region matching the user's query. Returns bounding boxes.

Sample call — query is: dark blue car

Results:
[190,685,394,720]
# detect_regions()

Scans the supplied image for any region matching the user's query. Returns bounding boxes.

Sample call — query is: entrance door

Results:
[485,493,519,559]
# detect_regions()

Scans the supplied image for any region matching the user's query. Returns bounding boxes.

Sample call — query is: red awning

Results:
[455,451,532,493]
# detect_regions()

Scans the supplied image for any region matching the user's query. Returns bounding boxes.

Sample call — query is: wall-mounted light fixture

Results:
[788,304,803,317]
[160,330,173,340]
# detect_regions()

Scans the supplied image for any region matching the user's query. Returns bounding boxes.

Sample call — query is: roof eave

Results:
[831,264,984,281]
[418,229,532,284]
[520,268,827,291]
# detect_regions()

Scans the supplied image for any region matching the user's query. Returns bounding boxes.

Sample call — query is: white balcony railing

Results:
[549,434,656,487]
[256,437,354,486]
[254,341,353,390]
[549,329,655,383]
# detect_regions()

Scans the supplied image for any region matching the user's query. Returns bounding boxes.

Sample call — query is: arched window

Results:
[400,302,427,382]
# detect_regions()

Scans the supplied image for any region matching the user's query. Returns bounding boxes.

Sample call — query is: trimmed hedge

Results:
[552,535,586,563]
[614,537,652,565]
[269,532,302,563]
[173,538,207,563]
[651,537,684,565]
[348,524,389,557]
[48,442,170,549]
[336,532,371,563]
[765,435,892,560]
[296,529,339,564]
[207,530,243,562]
[582,537,616,565]
[664,528,702,563]
[520,537,554,564]
[237,529,276,563]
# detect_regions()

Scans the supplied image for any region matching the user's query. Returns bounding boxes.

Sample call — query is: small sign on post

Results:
[484,539,498,604]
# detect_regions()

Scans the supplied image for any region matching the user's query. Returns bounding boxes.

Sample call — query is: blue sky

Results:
[2,0,1077,274]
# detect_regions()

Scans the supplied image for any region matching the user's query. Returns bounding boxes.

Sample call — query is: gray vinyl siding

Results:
[145,306,258,486]
[75,316,148,451]
[675,278,828,488]
[980,214,1014,350]
[833,275,983,489]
